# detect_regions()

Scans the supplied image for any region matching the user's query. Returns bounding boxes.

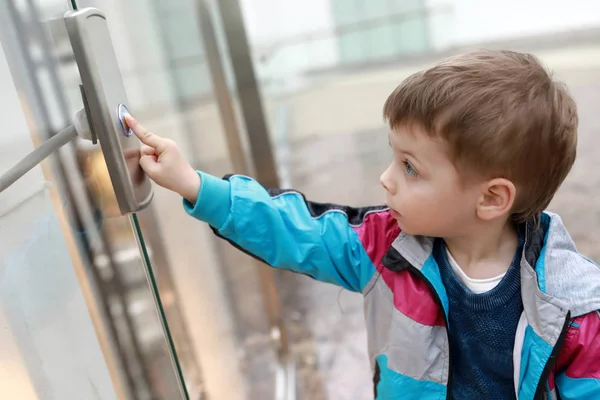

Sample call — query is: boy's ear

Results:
[476,178,516,221]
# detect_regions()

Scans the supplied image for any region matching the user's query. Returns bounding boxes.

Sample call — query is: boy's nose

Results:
[380,165,396,194]
[380,176,389,191]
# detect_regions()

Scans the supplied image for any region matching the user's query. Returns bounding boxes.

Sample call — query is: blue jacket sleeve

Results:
[182,172,385,292]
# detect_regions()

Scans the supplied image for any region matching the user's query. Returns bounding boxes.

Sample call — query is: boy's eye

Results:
[403,160,418,177]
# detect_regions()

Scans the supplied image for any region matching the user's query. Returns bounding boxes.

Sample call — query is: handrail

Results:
[0,125,77,193]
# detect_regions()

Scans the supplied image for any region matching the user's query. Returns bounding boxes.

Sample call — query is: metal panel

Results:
[64,7,153,215]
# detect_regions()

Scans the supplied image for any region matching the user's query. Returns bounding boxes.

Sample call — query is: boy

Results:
[124,50,600,399]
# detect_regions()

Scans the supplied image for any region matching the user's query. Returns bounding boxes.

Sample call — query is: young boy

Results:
[124,50,600,400]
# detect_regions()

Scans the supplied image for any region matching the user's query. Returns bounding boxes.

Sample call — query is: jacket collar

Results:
[381,212,600,344]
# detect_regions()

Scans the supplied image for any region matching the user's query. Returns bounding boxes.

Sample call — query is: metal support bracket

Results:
[0,124,78,193]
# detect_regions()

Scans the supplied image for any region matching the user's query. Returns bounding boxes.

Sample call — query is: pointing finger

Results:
[125,114,167,152]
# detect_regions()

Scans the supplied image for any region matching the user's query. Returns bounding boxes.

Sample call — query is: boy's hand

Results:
[124,115,201,203]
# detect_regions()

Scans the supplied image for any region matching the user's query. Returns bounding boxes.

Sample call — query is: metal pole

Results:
[0,125,77,192]
[196,2,295,398]
[196,0,248,174]
[213,0,280,188]
[198,0,290,356]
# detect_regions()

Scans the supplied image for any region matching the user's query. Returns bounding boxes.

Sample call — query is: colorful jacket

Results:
[184,173,600,400]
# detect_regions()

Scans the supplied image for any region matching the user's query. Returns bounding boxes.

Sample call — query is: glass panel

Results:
[0,53,120,400]
[74,1,256,400]
[331,0,361,25]
[363,23,397,61]
[0,1,119,398]
[158,0,285,398]
[172,63,212,102]
[338,30,368,65]
[1,0,202,398]
[390,16,429,55]
[68,1,196,399]
[360,0,391,20]
[162,11,205,61]
[389,0,424,13]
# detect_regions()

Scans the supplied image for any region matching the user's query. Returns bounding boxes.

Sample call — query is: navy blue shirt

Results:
[433,233,524,400]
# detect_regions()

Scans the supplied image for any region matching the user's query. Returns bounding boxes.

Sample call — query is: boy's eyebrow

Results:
[388,134,418,160]
[403,150,417,160]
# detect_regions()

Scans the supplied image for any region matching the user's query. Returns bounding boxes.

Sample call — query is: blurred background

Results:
[1,0,600,399]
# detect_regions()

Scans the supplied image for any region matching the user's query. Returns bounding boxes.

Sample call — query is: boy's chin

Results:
[396,222,429,237]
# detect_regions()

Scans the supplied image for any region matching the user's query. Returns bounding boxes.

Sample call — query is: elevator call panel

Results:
[64,7,153,214]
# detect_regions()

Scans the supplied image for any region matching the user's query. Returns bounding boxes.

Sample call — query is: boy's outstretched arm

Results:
[125,115,399,292]
[553,312,600,399]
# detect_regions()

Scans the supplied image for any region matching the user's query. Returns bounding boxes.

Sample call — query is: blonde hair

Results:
[383,49,578,222]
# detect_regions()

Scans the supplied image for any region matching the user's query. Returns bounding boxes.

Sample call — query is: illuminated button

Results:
[117,103,133,137]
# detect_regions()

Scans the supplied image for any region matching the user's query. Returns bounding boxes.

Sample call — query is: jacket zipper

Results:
[533,312,570,400]
[406,265,453,400]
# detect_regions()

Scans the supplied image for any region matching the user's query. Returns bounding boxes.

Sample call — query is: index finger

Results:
[124,114,167,152]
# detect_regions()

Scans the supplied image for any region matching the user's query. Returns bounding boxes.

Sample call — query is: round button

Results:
[117,104,133,137]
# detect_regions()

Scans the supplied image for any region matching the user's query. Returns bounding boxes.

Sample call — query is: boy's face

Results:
[381,124,482,237]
